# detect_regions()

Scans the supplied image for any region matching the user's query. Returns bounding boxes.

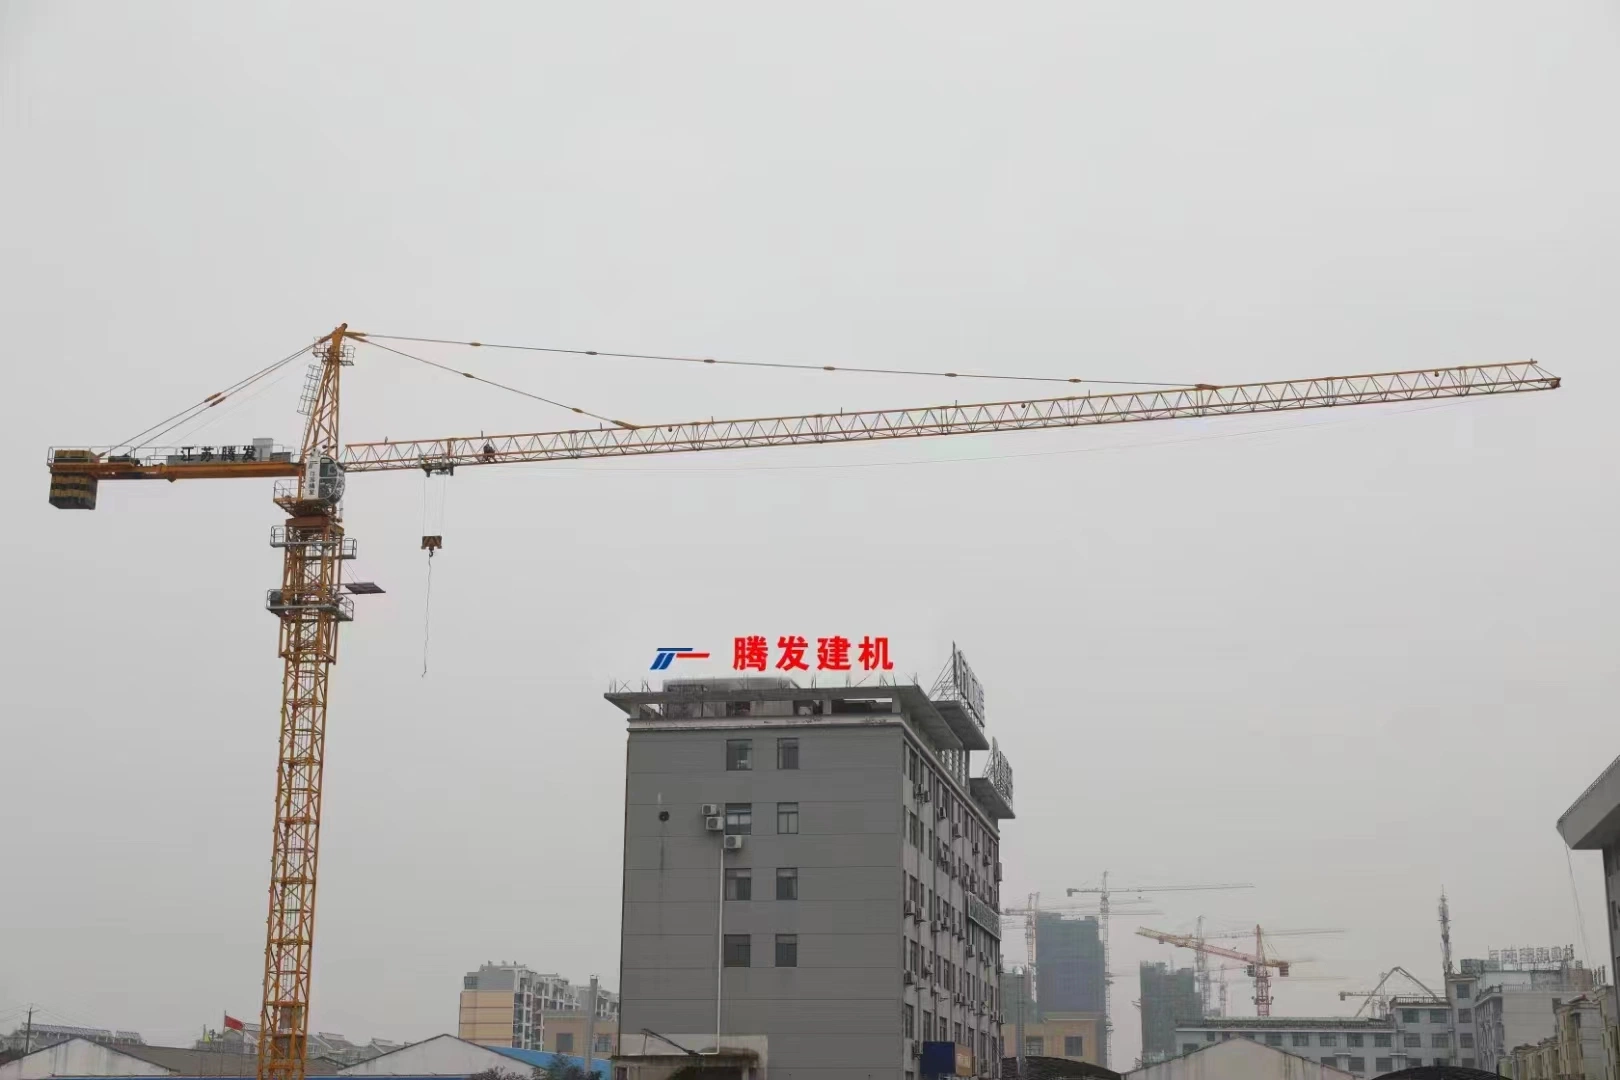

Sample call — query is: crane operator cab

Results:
[299,454,345,507]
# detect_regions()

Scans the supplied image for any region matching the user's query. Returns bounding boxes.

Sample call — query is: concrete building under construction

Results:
[1036,913,1107,1015]
[1139,962,1203,1064]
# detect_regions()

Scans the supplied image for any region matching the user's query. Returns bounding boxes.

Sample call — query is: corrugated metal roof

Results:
[489,1047,608,1078]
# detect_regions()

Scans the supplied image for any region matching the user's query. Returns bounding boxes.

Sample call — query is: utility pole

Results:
[583,976,599,1076]
[22,1007,34,1055]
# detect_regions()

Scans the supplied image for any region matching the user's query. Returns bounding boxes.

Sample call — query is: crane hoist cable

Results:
[354,330,1190,387]
[419,471,449,677]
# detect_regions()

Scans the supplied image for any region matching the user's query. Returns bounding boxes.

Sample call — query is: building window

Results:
[1459,1033,1473,1048]
[1430,1010,1449,1025]
[724,803,752,834]
[777,738,799,769]
[1374,1034,1391,1048]
[463,975,477,989]
[1431,1033,1450,1049]
[556,1033,574,1054]
[1319,1034,1338,1047]
[777,867,799,900]
[1375,1059,1392,1074]
[1265,1034,1282,1046]
[775,933,798,967]
[904,1004,915,1038]
[777,802,799,834]
[1182,1044,1198,1055]
[723,933,751,967]
[1346,1034,1363,1047]
[1457,1007,1471,1023]
[726,739,752,770]
[594,1035,612,1053]
[1401,1010,1420,1024]
[1321,1058,1336,1068]
[724,867,751,900]
[1291,1033,1310,1047]
[1455,983,1471,1000]
[1064,1036,1083,1057]
[1025,1037,1044,1056]
[1347,1057,1365,1073]
[1404,1034,1422,1048]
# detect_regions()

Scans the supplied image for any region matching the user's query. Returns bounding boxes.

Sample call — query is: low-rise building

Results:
[1007,1015,1103,1068]
[1124,1038,1354,1080]
[1172,1017,1397,1076]
[539,1013,616,1058]
[1468,954,1596,1073]
[1505,993,1611,1080]
[338,1034,607,1078]
[0,1038,257,1079]
[459,963,620,1051]
[2,1028,144,1054]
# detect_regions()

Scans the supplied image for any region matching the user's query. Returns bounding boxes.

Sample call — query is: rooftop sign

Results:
[950,645,985,727]
[983,737,1014,810]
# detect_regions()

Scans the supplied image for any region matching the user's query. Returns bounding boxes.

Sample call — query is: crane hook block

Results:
[421,535,443,552]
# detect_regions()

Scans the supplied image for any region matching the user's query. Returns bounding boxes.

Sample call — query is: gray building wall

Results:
[618,698,1006,1080]
[621,722,908,1080]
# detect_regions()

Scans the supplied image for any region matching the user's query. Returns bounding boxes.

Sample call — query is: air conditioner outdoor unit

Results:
[972,841,980,854]
[921,966,933,980]
[936,805,947,820]
[704,816,724,832]
[904,901,919,919]
[904,971,915,985]
[723,835,745,850]
[914,783,928,801]
[965,945,974,958]
[702,803,722,816]
[951,823,962,838]
[910,1041,921,1058]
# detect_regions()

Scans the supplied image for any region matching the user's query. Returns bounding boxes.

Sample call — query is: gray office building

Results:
[606,658,1015,1080]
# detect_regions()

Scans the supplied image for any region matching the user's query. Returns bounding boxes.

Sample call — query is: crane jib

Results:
[45,360,1562,504]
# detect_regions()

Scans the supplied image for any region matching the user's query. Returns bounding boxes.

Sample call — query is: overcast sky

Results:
[3,1,1618,1068]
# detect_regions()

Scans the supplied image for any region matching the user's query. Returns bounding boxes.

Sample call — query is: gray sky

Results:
[3,1,1618,1067]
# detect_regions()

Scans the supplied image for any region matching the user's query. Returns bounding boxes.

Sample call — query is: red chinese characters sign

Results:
[732,635,893,673]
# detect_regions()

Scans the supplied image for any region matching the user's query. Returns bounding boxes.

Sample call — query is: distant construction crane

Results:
[1067,874,1253,1063]
[44,334,1560,1080]
[1339,966,1446,1018]
[1137,925,1292,1016]
[1001,894,1162,1006]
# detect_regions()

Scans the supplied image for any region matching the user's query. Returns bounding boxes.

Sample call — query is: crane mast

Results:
[260,326,354,1080]
[42,337,1560,1080]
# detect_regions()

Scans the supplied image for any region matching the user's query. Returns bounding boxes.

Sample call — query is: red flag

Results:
[223,1016,245,1032]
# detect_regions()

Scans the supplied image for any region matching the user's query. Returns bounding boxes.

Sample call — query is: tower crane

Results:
[1339,966,1446,1018]
[43,328,1559,1080]
[1065,874,1255,1064]
[1137,925,1293,1017]
[1001,897,1163,1003]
